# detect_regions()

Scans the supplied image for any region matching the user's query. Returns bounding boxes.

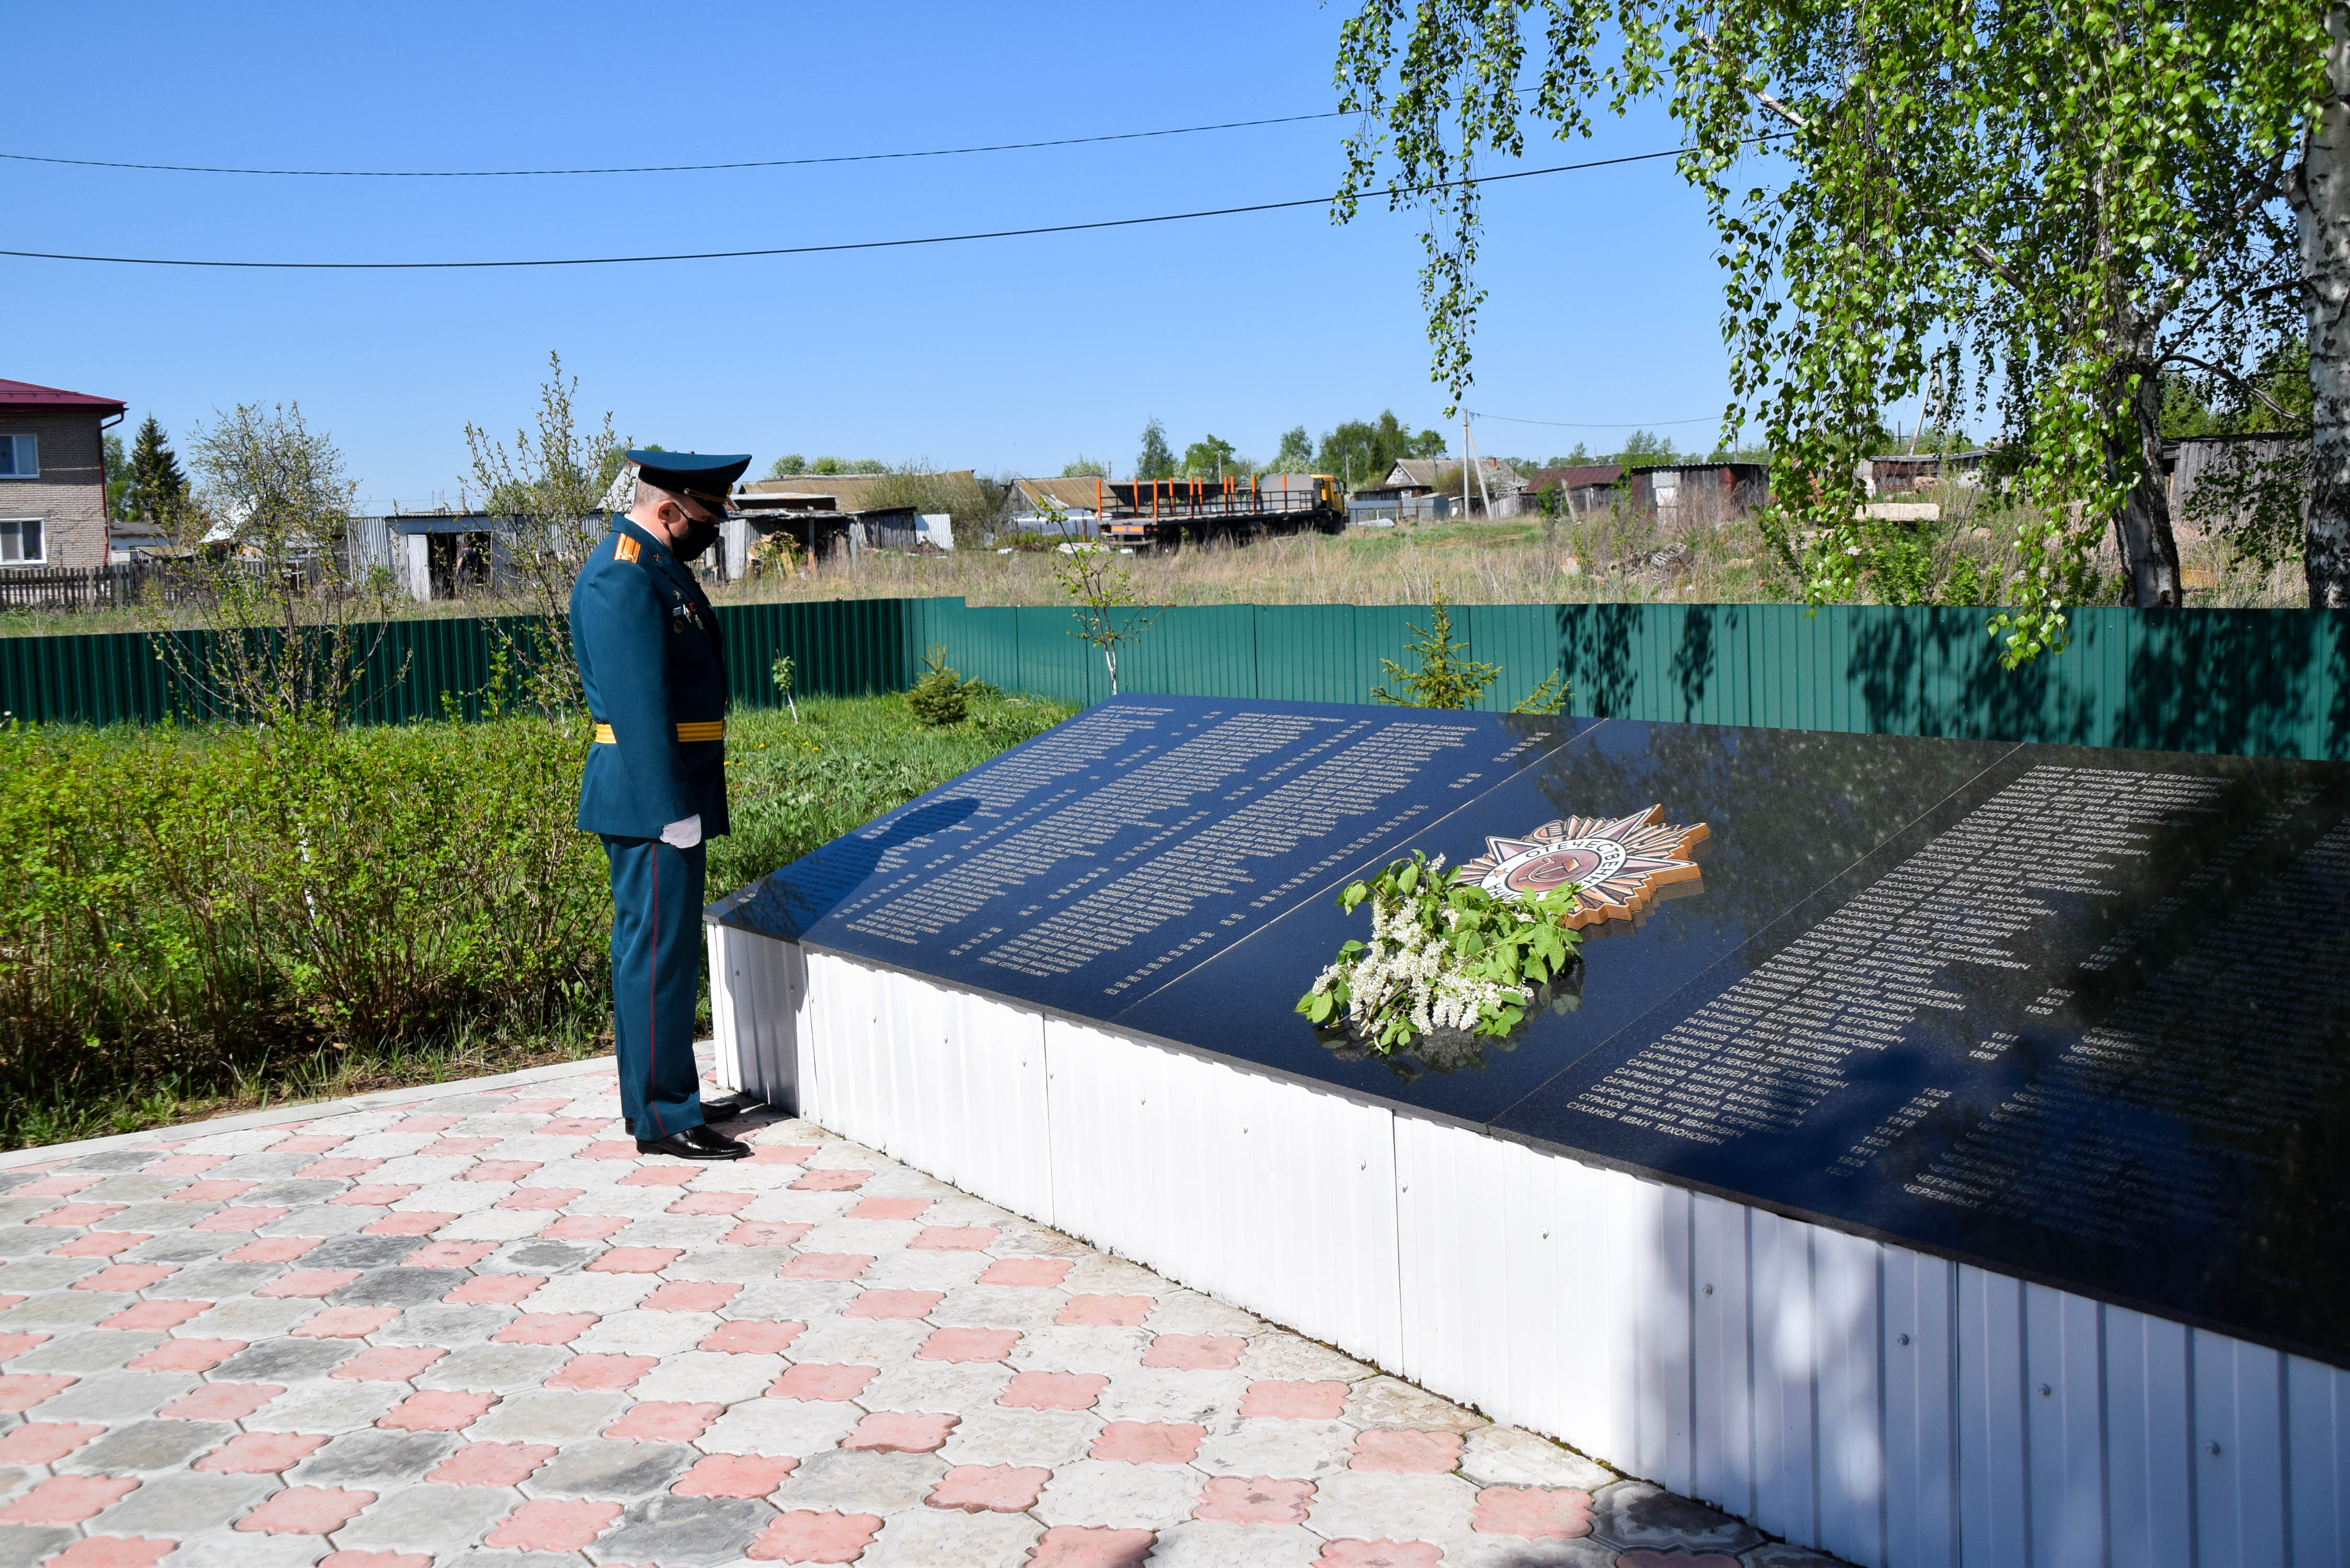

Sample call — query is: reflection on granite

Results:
[712,696,2350,1365]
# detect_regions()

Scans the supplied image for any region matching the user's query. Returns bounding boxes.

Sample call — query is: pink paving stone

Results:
[420,1137,499,1158]
[766,1363,876,1402]
[1194,1475,1317,1525]
[1028,1525,1158,1567]
[1241,1381,1351,1420]
[363,1212,454,1237]
[1611,1554,1743,1568]
[449,1273,548,1307]
[236,1485,376,1536]
[618,1165,698,1187]
[0,1374,77,1412]
[0,1331,49,1360]
[50,1231,149,1258]
[842,1411,958,1453]
[1350,1429,1466,1473]
[98,1299,210,1331]
[168,1181,256,1204]
[783,1252,872,1282]
[0,1474,141,1524]
[402,1240,495,1269]
[910,1225,996,1252]
[494,1312,598,1346]
[159,1383,282,1422]
[69,1263,177,1294]
[539,1117,614,1136]
[494,1187,584,1211]
[1091,1421,1206,1465]
[1058,1295,1154,1328]
[917,1327,1020,1364]
[295,1158,382,1180]
[666,1190,752,1215]
[126,1336,243,1372]
[459,1160,542,1184]
[293,1306,400,1340]
[328,1186,419,1208]
[272,1135,350,1154]
[585,1247,682,1274]
[580,1140,640,1160]
[19,1174,100,1198]
[745,1143,817,1166]
[844,1288,941,1320]
[394,1115,464,1134]
[675,1452,798,1498]
[722,1220,812,1247]
[334,1345,448,1381]
[31,1201,126,1227]
[429,1440,556,1487]
[548,1353,655,1391]
[998,1370,1108,1412]
[0,1423,105,1464]
[483,1497,622,1552]
[47,1538,180,1568]
[787,1168,871,1192]
[1470,1487,1594,1538]
[1315,1542,1444,1568]
[701,1318,804,1355]
[1143,1333,1246,1370]
[0,1294,20,1311]
[197,1430,330,1473]
[147,1154,227,1175]
[977,1257,1072,1288]
[258,1269,362,1298]
[843,1196,930,1220]
[745,1510,882,1563]
[193,1205,290,1231]
[379,1389,497,1431]
[542,1212,631,1241]
[319,1554,432,1568]
[224,1236,324,1263]
[926,1463,1051,1513]
[640,1279,740,1312]
[603,1400,722,1441]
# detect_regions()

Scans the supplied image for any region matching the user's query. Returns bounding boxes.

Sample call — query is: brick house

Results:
[0,378,128,571]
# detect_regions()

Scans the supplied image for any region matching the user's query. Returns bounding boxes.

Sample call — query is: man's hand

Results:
[661,815,702,850]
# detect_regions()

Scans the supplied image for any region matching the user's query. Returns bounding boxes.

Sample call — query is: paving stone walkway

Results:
[0,1059,1842,1567]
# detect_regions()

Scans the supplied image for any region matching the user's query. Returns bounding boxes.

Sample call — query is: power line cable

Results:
[0,111,1347,179]
[1470,409,1727,428]
[0,144,1719,270]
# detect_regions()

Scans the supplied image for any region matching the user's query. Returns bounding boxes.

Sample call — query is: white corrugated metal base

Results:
[707,927,2350,1567]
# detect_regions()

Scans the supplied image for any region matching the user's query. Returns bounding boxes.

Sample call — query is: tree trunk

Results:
[2295,6,2350,607]
[2116,365,2183,606]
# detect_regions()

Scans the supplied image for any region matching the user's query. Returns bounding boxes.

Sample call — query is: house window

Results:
[0,519,45,564]
[0,435,37,477]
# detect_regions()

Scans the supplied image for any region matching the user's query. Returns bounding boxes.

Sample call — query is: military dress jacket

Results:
[570,515,731,840]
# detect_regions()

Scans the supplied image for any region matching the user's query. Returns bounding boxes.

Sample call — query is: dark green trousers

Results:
[601,835,707,1138]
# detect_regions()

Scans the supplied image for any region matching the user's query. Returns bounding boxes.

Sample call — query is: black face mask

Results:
[673,510,720,562]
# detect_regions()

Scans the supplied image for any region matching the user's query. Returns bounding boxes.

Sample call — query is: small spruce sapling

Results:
[905,645,970,727]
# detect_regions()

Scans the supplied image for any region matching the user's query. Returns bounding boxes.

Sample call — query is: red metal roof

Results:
[0,377,126,413]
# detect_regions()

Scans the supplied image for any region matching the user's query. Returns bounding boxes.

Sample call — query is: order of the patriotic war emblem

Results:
[1454,805,1710,928]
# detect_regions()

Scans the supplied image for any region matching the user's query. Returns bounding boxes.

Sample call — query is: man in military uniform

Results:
[571,451,751,1160]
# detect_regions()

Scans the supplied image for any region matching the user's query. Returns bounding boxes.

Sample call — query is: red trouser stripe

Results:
[647,848,666,1137]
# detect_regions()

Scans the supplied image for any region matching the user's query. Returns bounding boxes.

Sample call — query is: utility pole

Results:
[1461,413,1472,520]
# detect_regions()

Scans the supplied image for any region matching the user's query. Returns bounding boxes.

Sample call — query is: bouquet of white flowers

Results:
[1295,850,1585,1054]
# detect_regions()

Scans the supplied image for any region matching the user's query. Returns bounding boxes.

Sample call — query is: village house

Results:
[1372,456,1528,517]
[0,377,126,571]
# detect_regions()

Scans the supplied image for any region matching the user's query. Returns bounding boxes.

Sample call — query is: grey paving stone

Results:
[302,1235,428,1270]
[498,1240,598,1274]
[0,1525,76,1568]
[0,1291,114,1329]
[242,1179,344,1207]
[70,1151,162,1173]
[428,1096,520,1114]
[337,1266,467,1308]
[1590,1479,1766,1554]
[0,1230,54,1258]
[0,1258,97,1292]
[88,1471,278,1535]
[59,1418,234,1474]
[454,1554,581,1568]
[162,1261,281,1299]
[161,1534,331,1568]
[593,1494,774,1565]
[210,1153,312,1179]
[775,1449,948,1514]
[525,1439,696,1500]
[376,1303,508,1346]
[217,1336,355,1383]
[30,1369,199,1423]
[289,1427,463,1489]
[0,1172,40,1196]
[244,1378,405,1434]
[419,1342,571,1393]
[13,1329,160,1373]
[462,1388,628,1445]
[110,1201,214,1232]
[126,1231,237,1264]
[83,1175,180,1202]
[330,1474,514,1552]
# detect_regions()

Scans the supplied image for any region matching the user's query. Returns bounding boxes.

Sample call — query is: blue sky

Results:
[8,2,1780,508]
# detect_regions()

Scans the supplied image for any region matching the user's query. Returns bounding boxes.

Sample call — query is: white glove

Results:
[660,814,702,849]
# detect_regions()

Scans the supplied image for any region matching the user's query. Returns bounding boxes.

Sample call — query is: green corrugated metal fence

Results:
[4,597,2345,761]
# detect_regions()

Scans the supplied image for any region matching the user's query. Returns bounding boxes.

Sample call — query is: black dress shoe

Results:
[636,1125,751,1161]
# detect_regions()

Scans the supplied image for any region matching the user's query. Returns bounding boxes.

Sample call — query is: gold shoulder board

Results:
[614,535,641,563]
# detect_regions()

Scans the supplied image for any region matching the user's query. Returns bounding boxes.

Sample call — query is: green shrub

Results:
[905,645,970,727]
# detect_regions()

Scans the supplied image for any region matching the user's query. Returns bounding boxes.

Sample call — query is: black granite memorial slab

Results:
[712,696,2350,1364]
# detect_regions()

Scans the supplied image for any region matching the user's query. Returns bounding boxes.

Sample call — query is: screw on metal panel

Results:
[2208,1440,2223,1457]
[2038,1383,2052,1397]
[1897,1333,1911,1346]
[1702,1283,1713,1296]
[1359,1160,1367,1170]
